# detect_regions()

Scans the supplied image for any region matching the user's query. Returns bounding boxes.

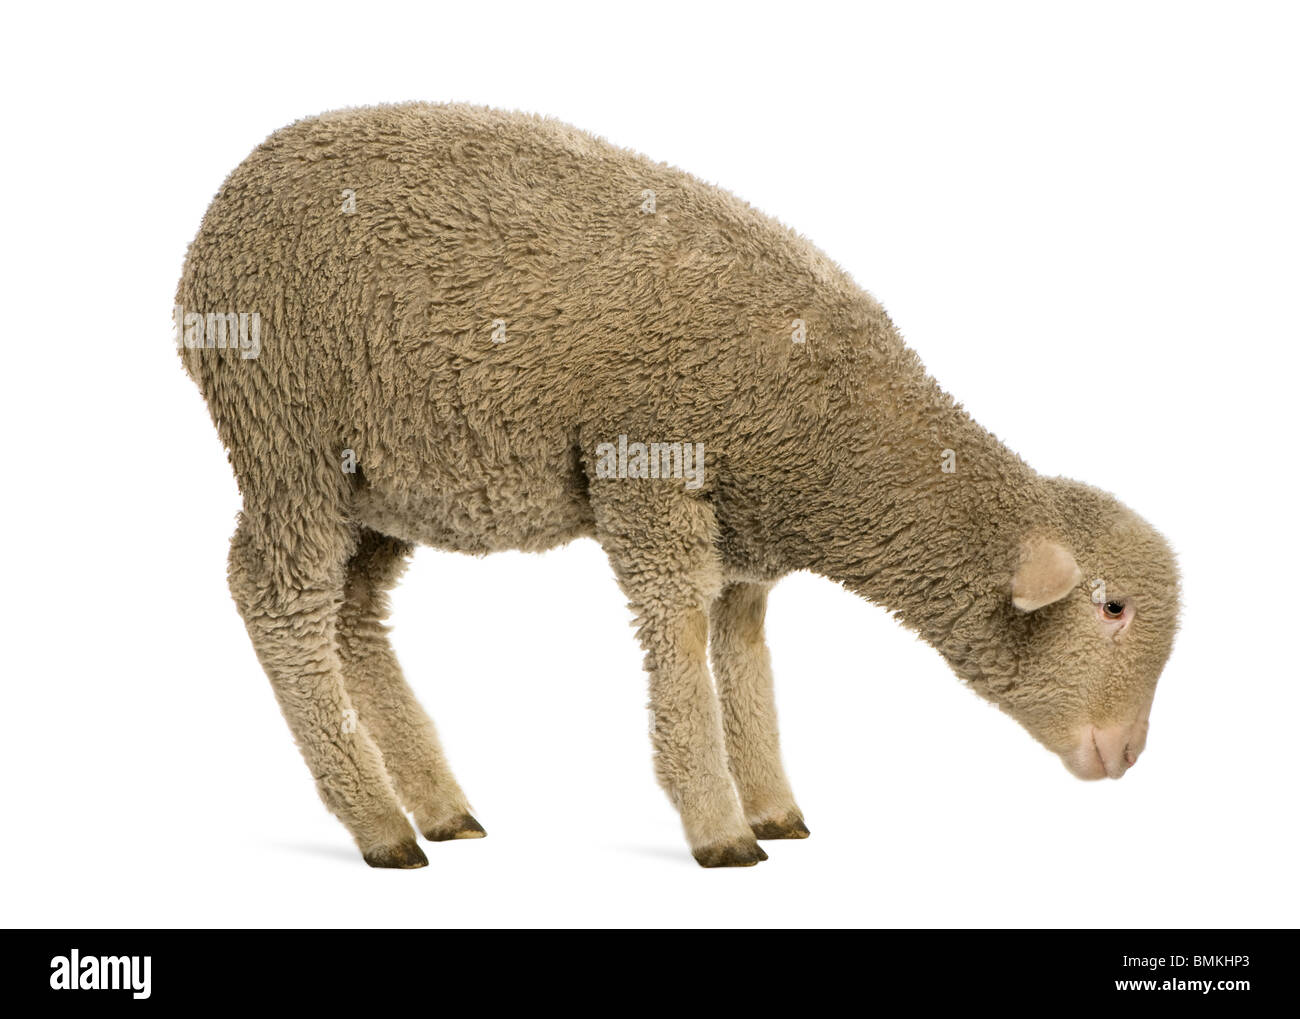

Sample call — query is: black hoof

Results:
[363,840,429,869]
[752,814,811,840]
[423,813,487,842]
[692,840,769,868]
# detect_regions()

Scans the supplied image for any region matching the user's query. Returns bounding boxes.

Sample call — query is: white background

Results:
[2,1,1296,929]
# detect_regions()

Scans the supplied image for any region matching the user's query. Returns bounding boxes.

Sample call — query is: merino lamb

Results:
[177,103,1180,868]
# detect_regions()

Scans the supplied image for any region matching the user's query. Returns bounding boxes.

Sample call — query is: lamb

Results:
[177,103,1180,869]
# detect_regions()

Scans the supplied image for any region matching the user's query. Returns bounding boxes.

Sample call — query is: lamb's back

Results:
[179,104,910,510]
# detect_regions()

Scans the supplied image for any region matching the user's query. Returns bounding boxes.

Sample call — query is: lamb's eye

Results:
[1103,601,1125,619]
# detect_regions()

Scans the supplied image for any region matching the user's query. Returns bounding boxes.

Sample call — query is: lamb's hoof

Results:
[422,814,487,842]
[363,840,428,869]
[751,813,811,840]
[692,839,769,868]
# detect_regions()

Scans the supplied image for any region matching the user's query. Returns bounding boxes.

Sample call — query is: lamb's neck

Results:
[799,383,1045,657]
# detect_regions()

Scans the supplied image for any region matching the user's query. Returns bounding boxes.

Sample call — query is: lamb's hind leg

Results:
[336,529,483,842]
[710,582,809,840]
[228,515,425,868]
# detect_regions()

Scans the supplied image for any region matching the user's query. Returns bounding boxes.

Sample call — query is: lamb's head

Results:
[967,482,1180,780]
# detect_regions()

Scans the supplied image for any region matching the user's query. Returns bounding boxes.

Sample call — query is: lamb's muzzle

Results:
[1064,713,1152,780]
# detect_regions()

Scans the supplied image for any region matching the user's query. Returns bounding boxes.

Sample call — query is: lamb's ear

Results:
[1011,539,1082,612]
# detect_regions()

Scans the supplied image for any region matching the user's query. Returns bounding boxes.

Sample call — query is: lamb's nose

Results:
[1093,724,1140,778]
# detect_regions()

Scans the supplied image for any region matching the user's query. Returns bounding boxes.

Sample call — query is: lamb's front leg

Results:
[710,582,809,840]
[593,488,766,867]
[641,601,768,866]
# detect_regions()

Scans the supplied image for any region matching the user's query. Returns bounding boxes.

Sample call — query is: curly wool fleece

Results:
[178,103,1179,868]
